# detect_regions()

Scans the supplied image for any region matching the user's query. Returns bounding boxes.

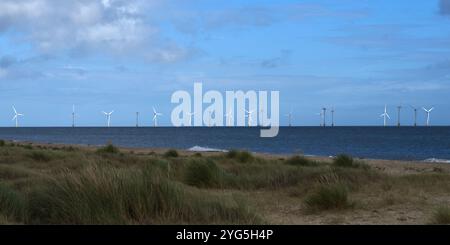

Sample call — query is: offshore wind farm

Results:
[2,0,450,229]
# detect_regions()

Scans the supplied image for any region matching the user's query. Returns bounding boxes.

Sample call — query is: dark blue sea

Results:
[0,127,449,161]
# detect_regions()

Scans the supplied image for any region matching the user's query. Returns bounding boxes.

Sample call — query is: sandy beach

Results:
[1,140,450,225]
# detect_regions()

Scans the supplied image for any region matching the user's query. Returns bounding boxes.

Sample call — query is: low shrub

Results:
[96,144,120,154]
[226,150,254,163]
[285,155,316,166]
[333,154,369,169]
[164,149,179,158]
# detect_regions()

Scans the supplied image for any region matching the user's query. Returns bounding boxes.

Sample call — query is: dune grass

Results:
[0,140,449,224]
[430,206,450,224]
[304,183,353,212]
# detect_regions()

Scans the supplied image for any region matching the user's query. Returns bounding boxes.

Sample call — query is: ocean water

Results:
[0,127,449,161]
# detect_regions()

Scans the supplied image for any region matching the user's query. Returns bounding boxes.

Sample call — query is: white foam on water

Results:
[423,158,450,163]
[187,146,228,152]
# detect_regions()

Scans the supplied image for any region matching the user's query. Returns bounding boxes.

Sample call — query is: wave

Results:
[423,158,450,163]
[187,146,228,152]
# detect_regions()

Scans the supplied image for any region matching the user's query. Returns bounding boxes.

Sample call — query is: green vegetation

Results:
[333,154,369,169]
[285,155,317,166]
[304,184,353,212]
[226,150,254,163]
[96,144,120,154]
[0,140,449,224]
[164,149,179,158]
[430,206,450,224]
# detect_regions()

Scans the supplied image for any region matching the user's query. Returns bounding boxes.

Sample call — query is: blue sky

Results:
[1,0,450,126]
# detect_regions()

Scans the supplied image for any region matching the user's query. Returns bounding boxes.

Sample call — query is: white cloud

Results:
[0,0,160,56]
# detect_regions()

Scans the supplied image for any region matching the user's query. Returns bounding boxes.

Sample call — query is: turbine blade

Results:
[386,113,391,119]
[430,107,434,112]
[12,106,17,114]
[12,115,16,121]
[153,107,157,114]
[422,107,427,112]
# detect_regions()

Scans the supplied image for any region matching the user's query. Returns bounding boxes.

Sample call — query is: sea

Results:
[0,126,449,162]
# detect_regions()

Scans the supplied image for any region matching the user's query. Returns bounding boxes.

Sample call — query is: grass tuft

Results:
[184,159,224,188]
[28,151,52,162]
[96,144,120,154]
[0,184,26,222]
[164,149,179,158]
[430,206,450,224]
[333,154,369,169]
[226,150,254,163]
[285,155,316,166]
[304,184,353,212]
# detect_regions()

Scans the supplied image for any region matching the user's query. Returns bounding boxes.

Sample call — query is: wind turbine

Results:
[72,105,76,127]
[207,110,212,127]
[331,107,335,127]
[316,111,323,126]
[102,110,114,127]
[423,107,434,126]
[397,105,402,127]
[12,106,24,128]
[285,109,292,127]
[185,112,195,126]
[245,110,254,127]
[136,112,140,127]
[259,108,264,127]
[152,107,162,127]
[409,105,418,127]
[322,107,327,127]
[380,105,390,126]
[224,109,233,126]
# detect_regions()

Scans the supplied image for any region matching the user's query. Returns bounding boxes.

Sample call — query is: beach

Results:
[1,140,450,225]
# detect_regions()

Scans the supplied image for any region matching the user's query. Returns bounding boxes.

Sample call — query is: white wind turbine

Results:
[245,110,254,127]
[153,107,162,127]
[423,107,434,126]
[380,105,390,126]
[102,110,114,127]
[12,106,24,128]
[72,105,76,127]
[285,109,293,127]
[224,109,233,126]
[316,111,323,126]
[185,112,195,126]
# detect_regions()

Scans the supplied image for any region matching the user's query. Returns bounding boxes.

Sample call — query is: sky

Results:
[1,0,450,126]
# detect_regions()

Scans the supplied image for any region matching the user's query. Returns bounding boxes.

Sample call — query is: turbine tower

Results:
[397,105,402,127]
[152,107,162,127]
[380,105,390,126]
[12,106,24,128]
[186,112,195,126]
[245,110,254,127]
[102,110,114,127]
[224,109,233,126]
[322,107,327,127]
[136,112,139,127]
[423,107,434,126]
[286,109,292,127]
[72,105,76,127]
[331,107,335,127]
[409,105,418,127]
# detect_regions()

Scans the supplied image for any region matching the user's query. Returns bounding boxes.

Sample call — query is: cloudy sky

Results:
[1,0,450,126]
